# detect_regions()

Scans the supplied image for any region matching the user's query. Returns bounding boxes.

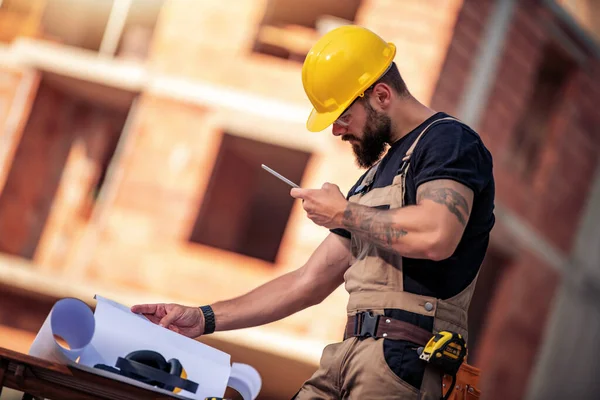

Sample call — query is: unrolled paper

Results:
[28,295,261,400]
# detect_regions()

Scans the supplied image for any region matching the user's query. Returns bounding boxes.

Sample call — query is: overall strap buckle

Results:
[354,311,380,338]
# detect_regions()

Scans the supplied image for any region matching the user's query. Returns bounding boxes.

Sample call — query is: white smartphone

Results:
[261,164,300,188]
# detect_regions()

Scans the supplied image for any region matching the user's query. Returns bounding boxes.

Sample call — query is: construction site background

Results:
[0,0,599,399]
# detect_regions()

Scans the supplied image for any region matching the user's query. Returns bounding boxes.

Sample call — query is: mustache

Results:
[342,135,359,142]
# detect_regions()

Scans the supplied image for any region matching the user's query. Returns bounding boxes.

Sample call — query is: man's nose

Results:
[331,122,347,137]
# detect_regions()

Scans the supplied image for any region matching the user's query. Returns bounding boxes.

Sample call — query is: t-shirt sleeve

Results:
[410,123,493,195]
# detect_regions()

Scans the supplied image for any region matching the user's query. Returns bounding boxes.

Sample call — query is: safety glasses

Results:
[334,96,360,127]
[333,85,375,128]
[334,107,353,127]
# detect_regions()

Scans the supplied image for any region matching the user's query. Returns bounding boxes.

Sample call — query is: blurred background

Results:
[0,0,599,399]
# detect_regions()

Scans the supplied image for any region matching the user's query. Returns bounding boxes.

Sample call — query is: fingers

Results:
[131,304,157,314]
[322,182,340,191]
[131,304,182,330]
[159,310,180,328]
[290,188,308,199]
[291,184,339,198]
[145,315,162,325]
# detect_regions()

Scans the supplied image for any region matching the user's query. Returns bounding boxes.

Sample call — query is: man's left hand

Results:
[290,183,348,229]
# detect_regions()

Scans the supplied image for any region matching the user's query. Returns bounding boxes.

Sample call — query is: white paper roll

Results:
[28,297,95,364]
[228,363,262,400]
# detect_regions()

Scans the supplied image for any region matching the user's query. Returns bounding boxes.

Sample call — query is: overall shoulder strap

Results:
[397,116,461,175]
[352,161,380,195]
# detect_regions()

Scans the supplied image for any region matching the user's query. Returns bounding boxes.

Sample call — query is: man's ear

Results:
[372,83,393,110]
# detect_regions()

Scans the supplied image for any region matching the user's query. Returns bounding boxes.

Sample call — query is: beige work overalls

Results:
[295,118,480,400]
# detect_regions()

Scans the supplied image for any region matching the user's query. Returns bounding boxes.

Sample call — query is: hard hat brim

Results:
[306,106,345,132]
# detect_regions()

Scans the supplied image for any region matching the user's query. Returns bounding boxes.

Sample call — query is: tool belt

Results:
[345,312,481,400]
[344,311,432,346]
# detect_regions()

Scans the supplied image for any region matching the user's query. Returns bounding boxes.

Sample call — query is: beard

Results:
[343,102,392,168]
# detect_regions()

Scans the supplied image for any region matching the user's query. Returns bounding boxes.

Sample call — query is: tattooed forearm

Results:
[342,203,407,249]
[417,186,470,226]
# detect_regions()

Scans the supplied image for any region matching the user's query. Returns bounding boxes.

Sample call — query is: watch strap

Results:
[199,305,215,334]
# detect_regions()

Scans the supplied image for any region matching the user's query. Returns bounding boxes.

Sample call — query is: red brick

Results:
[456,6,600,255]
[461,0,493,30]
[465,0,493,14]
[0,82,75,258]
[0,69,23,137]
[503,35,543,75]
[430,0,494,112]
[476,252,561,400]
[513,3,549,43]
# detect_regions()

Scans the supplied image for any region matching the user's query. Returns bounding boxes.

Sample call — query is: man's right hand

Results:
[130,303,205,338]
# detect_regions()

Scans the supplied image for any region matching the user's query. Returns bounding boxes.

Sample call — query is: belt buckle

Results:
[356,311,379,338]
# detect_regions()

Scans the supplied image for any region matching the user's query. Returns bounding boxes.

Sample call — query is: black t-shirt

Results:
[333,111,495,301]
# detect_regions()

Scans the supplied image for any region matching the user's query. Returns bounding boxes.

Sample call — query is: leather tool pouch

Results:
[442,362,481,400]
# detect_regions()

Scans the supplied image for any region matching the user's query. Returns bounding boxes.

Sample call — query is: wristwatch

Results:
[199,305,215,334]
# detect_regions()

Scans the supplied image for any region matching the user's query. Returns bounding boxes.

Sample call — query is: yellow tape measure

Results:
[419,331,467,375]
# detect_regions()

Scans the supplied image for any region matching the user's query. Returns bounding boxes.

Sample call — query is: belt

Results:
[345,311,432,346]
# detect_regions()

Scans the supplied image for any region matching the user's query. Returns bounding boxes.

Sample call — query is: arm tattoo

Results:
[342,203,407,249]
[417,186,470,226]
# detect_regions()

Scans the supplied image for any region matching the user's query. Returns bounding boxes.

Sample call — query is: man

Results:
[132,25,495,399]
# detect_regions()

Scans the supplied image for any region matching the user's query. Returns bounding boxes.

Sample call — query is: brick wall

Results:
[475,251,560,400]
[480,2,600,253]
[0,68,39,192]
[0,68,23,192]
[0,0,45,43]
[0,82,72,259]
[528,66,600,252]
[434,1,600,246]
[100,95,219,246]
[431,2,600,400]
[433,1,600,255]
[35,96,127,271]
[430,0,494,114]
[0,79,127,268]
[483,57,600,398]
[0,69,23,141]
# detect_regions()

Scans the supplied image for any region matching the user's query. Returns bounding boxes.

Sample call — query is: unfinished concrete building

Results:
[0,0,599,398]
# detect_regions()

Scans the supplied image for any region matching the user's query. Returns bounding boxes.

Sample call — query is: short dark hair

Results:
[373,62,409,97]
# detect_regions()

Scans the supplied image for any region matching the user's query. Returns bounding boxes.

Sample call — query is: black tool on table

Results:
[95,350,199,394]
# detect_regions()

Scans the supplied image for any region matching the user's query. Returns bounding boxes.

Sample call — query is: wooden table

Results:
[0,346,185,399]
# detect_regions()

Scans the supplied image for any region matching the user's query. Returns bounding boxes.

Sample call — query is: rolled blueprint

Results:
[28,297,95,364]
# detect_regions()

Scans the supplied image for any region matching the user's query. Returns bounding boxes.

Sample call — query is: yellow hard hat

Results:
[302,25,396,132]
